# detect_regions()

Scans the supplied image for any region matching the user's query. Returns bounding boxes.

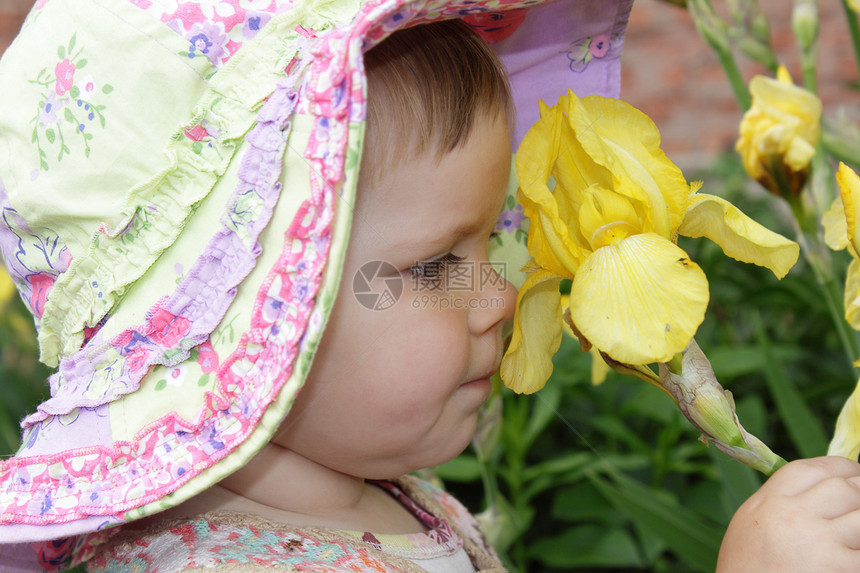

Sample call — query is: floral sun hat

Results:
[0,0,632,568]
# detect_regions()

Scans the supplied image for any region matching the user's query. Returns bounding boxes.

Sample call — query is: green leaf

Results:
[589,471,722,572]
[192,141,203,154]
[68,33,76,56]
[69,86,80,99]
[710,444,761,522]
[523,379,561,448]
[434,454,481,482]
[45,129,55,144]
[155,379,167,391]
[64,108,75,123]
[102,84,113,95]
[753,312,828,458]
[197,373,210,387]
[619,384,677,423]
[550,481,618,522]
[57,45,65,59]
[589,414,652,453]
[76,58,87,70]
[529,525,644,568]
[522,451,593,482]
[708,344,798,381]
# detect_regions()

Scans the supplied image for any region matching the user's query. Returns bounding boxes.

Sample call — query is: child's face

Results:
[275,113,516,479]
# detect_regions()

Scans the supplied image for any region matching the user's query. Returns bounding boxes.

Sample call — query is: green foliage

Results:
[0,294,50,455]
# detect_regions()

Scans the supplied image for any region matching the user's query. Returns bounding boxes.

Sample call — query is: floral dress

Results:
[82,476,505,572]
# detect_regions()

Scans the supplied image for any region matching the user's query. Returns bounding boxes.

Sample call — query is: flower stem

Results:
[799,45,818,94]
[667,352,684,375]
[792,217,860,371]
[715,44,752,111]
[842,0,860,82]
[687,0,750,110]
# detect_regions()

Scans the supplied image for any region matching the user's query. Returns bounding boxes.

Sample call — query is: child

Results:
[0,0,633,570]
[87,18,519,570]
[4,1,860,572]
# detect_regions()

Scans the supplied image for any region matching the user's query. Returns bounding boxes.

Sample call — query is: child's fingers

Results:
[792,475,860,519]
[814,476,860,519]
[832,509,860,551]
[765,457,860,497]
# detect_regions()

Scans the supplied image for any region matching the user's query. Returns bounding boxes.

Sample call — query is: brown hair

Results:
[361,19,513,184]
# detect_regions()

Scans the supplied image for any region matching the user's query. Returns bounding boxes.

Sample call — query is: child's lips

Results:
[460,367,498,390]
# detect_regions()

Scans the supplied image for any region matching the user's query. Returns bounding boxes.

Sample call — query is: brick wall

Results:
[0,0,30,58]
[1,0,857,170]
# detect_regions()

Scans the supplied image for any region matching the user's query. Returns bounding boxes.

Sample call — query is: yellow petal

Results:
[0,267,15,307]
[776,65,793,85]
[501,269,564,394]
[590,346,610,385]
[845,258,860,330]
[678,193,799,279]
[783,133,817,173]
[822,196,850,252]
[566,93,692,238]
[749,75,821,142]
[561,293,610,385]
[837,162,860,257]
[516,101,585,276]
[578,185,642,250]
[828,376,860,460]
[570,233,709,365]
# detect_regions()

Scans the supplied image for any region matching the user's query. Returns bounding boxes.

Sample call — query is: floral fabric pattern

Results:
[130,0,280,70]
[564,31,621,73]
[30,34,113,171]
[73,477,497,572]
[0,185,72,321]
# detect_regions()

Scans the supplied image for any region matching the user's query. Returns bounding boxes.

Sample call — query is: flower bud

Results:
[725,0,778,70]
[736,68,822,197]
[659,340,787,475]
[688,0,731,54]
[792,0,820,54]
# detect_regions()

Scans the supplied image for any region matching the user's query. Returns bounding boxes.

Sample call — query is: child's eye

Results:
[410,252,465,289]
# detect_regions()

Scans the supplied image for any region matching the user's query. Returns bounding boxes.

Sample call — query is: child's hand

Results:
[717,456,860,573]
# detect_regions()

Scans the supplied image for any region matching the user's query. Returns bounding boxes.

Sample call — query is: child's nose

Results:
[468,274,518,335]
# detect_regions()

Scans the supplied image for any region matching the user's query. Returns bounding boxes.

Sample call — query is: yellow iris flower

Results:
[736,67,822,197]
[825,163,860,459]
[823,163,860,329]
[501,92,799,395]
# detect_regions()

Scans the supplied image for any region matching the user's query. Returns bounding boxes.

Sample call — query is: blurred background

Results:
[1,1,858,571]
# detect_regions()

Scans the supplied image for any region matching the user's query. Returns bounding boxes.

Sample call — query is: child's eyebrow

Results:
[417,217,495,250]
